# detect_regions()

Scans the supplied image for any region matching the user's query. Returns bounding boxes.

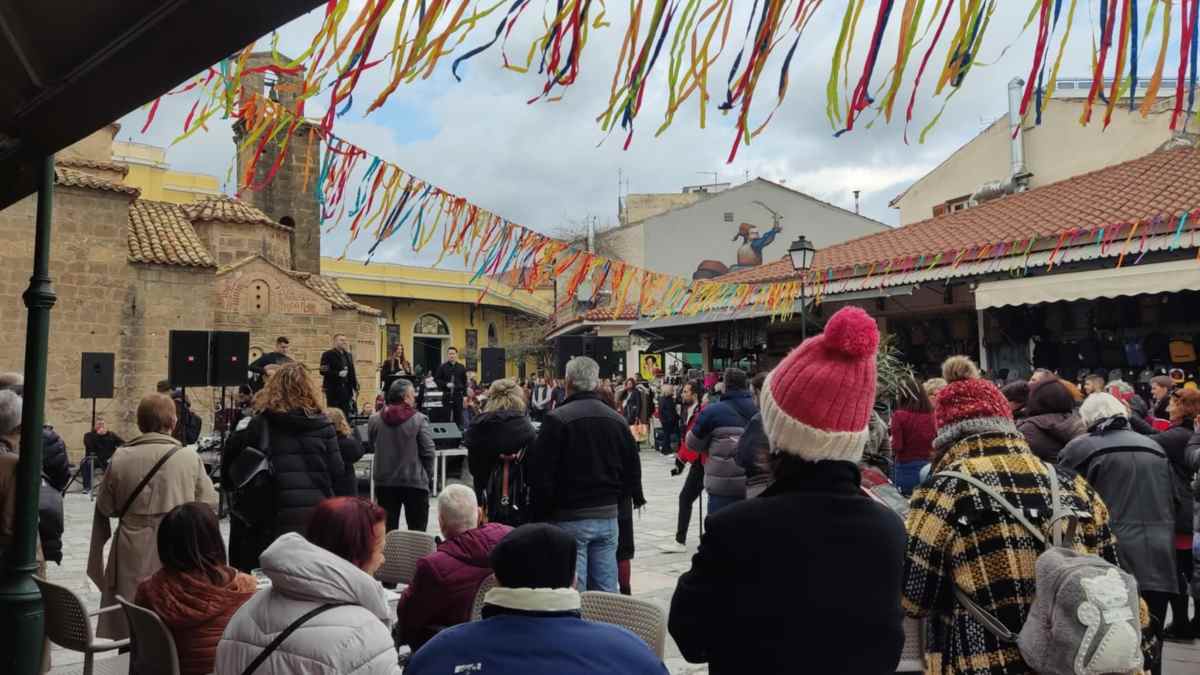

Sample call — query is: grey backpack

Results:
[936,464,1143,675]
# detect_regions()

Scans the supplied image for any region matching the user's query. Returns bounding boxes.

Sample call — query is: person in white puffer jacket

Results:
[216,497,400,675]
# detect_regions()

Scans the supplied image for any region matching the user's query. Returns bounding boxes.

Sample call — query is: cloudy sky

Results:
[120,2,1139,266]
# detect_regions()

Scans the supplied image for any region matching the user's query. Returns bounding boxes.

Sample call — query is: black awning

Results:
[0,0,323,209]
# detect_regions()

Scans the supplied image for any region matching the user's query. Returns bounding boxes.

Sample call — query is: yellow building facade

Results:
[112,140,222,204]
[322,258,553,384]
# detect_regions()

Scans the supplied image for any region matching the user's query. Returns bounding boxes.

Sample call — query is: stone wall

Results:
[216,258,380,411]
[194,220,292,269]
[118,264,218,439]
[0,186,139,452]
[235,54,322,275]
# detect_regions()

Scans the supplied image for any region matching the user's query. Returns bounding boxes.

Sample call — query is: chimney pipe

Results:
[1007,77,1028,183]
[853,190,861,214]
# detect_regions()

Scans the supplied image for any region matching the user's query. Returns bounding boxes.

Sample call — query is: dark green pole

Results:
[0,155,57,675]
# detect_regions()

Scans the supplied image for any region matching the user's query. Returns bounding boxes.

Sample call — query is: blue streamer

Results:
[451,0,530,81]
[1130,0,1139,110]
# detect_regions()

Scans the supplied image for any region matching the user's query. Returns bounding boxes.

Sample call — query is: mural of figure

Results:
[732,221,783,267]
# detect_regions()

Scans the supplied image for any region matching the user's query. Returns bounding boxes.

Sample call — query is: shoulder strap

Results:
[117,444,183,519]
[936,470,1046,546]
[240,603,351,675]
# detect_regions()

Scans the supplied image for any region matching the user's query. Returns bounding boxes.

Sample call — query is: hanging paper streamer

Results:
[134,1,1200,163]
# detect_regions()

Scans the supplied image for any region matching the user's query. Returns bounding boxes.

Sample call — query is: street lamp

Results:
[788,235,816,341]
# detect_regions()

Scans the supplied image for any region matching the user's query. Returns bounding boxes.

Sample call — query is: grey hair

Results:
[0,372,23,395]
[437,483,479,536]
[0,390,22,436]
[565,356,600,392]
[1079,392,1128,428]
[387,377,414,404]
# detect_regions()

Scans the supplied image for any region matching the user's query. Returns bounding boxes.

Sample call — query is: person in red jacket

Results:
[396,484,512,650]
[890,375,938,496]
[664,380,706,553]
[135,503,256,675]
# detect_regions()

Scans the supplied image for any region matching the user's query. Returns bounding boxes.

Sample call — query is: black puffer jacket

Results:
[333,434,365,497]
[463,410,536,498]
[41,426,69,492]
[1139,417,1196,534]
[223,410,343,571]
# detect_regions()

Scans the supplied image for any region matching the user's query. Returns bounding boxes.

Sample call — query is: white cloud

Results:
[119,2,1120,268]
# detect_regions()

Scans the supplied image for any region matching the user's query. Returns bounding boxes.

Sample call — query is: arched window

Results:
[414,314,450,336]
[487,322,498,347]
[240,278,271,313]
[279,216,295,228]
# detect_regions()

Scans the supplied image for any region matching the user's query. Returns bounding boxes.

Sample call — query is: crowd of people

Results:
[3,313,1200,674]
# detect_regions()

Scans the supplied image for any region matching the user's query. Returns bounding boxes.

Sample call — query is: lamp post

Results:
[788,235,815,341]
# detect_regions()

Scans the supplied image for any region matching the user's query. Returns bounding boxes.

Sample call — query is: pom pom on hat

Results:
[759,306,879,463]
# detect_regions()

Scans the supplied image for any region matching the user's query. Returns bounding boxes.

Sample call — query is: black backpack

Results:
[483,453,530,527]
[226,417,275,527]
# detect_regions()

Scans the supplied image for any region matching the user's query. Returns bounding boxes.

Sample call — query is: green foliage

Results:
[876,333,916,404]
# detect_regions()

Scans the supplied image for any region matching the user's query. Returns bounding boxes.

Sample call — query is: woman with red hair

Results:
[217,497,399,674]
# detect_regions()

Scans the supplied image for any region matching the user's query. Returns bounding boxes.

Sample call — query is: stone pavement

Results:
[41,448,1200,674]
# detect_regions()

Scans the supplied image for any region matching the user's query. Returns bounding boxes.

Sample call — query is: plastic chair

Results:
[33,576,130,675]
[469,574,497,621]
[116,595,181,675]
[580,591,667,657]
[375,529,436,586]
[896,616,926,672]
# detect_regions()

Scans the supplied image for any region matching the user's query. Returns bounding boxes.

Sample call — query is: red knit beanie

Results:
[933,356,1012,430]
[760,306,879,462]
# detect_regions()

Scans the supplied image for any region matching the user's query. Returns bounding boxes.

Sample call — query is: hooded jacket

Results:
[369,404,435,491]
[686,390,756,498]
[463,410,535,497]
[1058,418,1178,594]
[1017,379,1084,463]
[221,410,344,572]
[216,533,400,675]
[396,522,512,649]
[406,587,667,675]
[135,567,257,675]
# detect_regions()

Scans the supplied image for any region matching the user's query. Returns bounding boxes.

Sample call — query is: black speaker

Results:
[429,422,463,450]
[168,330,211,387]
[210,331,250,387]
[80,353,114,399]
[481,347,506,384]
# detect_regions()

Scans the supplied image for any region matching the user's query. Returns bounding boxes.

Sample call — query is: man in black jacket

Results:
[527,356,644,593]
[433,346,468,427]
[320,333,359,419]
[247,336,293,393]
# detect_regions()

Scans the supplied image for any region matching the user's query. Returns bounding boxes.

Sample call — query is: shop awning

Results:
[630,284,918,332]
[975,258,1200,309]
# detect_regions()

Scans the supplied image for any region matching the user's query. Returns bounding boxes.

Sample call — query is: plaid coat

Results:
[902,431,1122,675]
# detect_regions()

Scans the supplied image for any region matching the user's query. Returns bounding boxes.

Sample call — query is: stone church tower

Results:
[232,53,323,274]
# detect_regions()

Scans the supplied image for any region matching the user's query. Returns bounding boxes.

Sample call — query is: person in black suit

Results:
[320,333,359,419]
[434,346,469,428]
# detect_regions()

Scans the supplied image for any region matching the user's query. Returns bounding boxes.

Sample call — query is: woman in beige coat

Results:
[89,393,217,638]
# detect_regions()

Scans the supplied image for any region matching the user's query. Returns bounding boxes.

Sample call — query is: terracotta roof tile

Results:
[583,306,640,321]
[55,167,140,197]
[183,195,278,226]
[716,146,1200,283]
[290,271,382,316]
[127,200,216,268]
[56,157,129,176]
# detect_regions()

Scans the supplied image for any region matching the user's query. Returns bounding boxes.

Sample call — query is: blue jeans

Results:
[555,518,618,592]
[894,460,929,497]
[706,493,741,514]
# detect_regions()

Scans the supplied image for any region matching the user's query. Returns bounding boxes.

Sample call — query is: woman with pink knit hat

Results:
[903,355,1126,674]
[669,306,906,674]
